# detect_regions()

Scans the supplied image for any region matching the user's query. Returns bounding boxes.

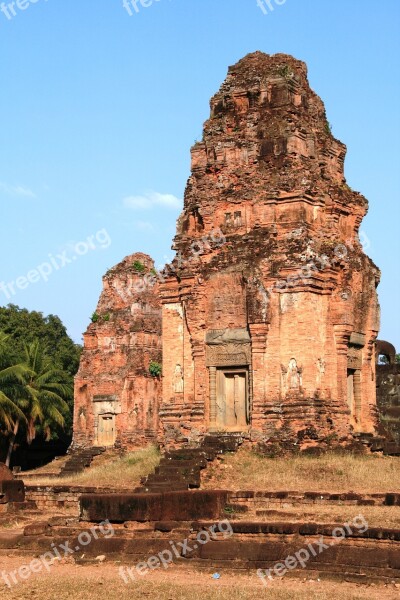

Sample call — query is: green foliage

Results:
[277,64,291,79]
[0,305,81,377]
[103,313,110,322]
[149,361,162,378]
[133,260,146,273]
[396,354,400,364]
[91,312,99,323]
[0,305,79,452]
[324,120,332,134]
[223,505,235,514]
[0,332,30,431]
[20,340,72,443]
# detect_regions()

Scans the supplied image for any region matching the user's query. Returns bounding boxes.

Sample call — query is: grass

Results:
[26,446,160,488]
[202,447,400,494]
[1,563,396,600]
[241,505,400,529]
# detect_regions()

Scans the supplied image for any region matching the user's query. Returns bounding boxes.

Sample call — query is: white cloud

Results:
[123,190,181,210]
[0,181,36,198]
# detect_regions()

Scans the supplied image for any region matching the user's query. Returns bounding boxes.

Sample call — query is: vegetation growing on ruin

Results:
[133,260,146,273]
[149,361,162,377]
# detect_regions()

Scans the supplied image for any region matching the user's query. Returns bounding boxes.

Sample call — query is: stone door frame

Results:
[209,365,251,433]
[97,412,116,446]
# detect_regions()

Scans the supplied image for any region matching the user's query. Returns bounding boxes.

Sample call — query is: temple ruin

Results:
[73,52,382,451]
[73,253,162,448]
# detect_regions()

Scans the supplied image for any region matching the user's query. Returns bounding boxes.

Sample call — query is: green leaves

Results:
[0,307,78,458]
[149,361,162,378]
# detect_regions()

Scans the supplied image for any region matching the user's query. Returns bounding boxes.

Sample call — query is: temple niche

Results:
[158,52,380,449]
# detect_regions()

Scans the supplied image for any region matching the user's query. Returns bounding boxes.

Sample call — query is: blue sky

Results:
[0,0,399,348]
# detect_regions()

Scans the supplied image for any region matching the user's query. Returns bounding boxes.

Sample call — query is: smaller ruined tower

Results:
[73,253,162,449]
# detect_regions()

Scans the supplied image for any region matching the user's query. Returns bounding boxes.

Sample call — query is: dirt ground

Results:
[0,556,399,600]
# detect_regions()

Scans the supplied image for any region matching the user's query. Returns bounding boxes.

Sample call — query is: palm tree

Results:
[0,332,28,433]
[5,339,72,466]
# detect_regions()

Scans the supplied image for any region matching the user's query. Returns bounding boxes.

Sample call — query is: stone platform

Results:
[0,513,399,584]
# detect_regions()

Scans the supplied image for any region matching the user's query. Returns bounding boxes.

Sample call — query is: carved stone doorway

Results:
[97,413,116,446]
[215,367,249,430]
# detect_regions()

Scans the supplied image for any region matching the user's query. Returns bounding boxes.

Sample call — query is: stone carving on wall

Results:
[205,328,251,367]
[78,408,87,430]
[281,358,303,393]
[316,358,326,387]
[348,345,362,370]
[173,364,184,393]
[317,358,326,374]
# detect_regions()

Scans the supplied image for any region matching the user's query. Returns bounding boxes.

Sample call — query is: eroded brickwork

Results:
[376,340,400,447]
[73,253,162,449]
[159,52,380,448]
[74,52,381,451]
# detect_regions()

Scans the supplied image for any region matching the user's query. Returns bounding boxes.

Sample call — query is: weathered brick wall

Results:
[73,253,162,450]
[72,52,382,451]
[160,52,380,448]
[25,485,133,516]
[376,363,400,445]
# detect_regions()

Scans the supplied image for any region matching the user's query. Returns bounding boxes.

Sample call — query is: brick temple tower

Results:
[73,253,162,449]
[159,52,380,448]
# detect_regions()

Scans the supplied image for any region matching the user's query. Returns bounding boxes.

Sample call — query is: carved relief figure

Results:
[78,408,86,430]
[287,358,302,390]
[316,358,326,387]
[173,364,184,393]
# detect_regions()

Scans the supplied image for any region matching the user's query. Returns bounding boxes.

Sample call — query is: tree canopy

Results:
[0,304,81,377]
[0,305,81,463]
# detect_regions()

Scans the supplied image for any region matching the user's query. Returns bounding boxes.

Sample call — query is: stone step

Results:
[159,458,207,468]
[164,450,214,461]
[146,478,200,489]
[140,483,189,492]
[155,465,201,475]
[145,474,188,483]
[384,442,400,455]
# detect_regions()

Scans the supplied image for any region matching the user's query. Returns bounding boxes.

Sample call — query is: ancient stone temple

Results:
[73,253,162,448]
[73,52,381,450]
[158,52,380,448]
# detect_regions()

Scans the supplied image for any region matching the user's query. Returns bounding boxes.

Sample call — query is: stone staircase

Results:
[59,447,106,477]
[138,434,242,493]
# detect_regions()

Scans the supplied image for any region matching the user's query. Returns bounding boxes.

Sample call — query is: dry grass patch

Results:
[26,445,160,488]
[203,448,400,494]
[242,505,400,529]
[0,562,397,600]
